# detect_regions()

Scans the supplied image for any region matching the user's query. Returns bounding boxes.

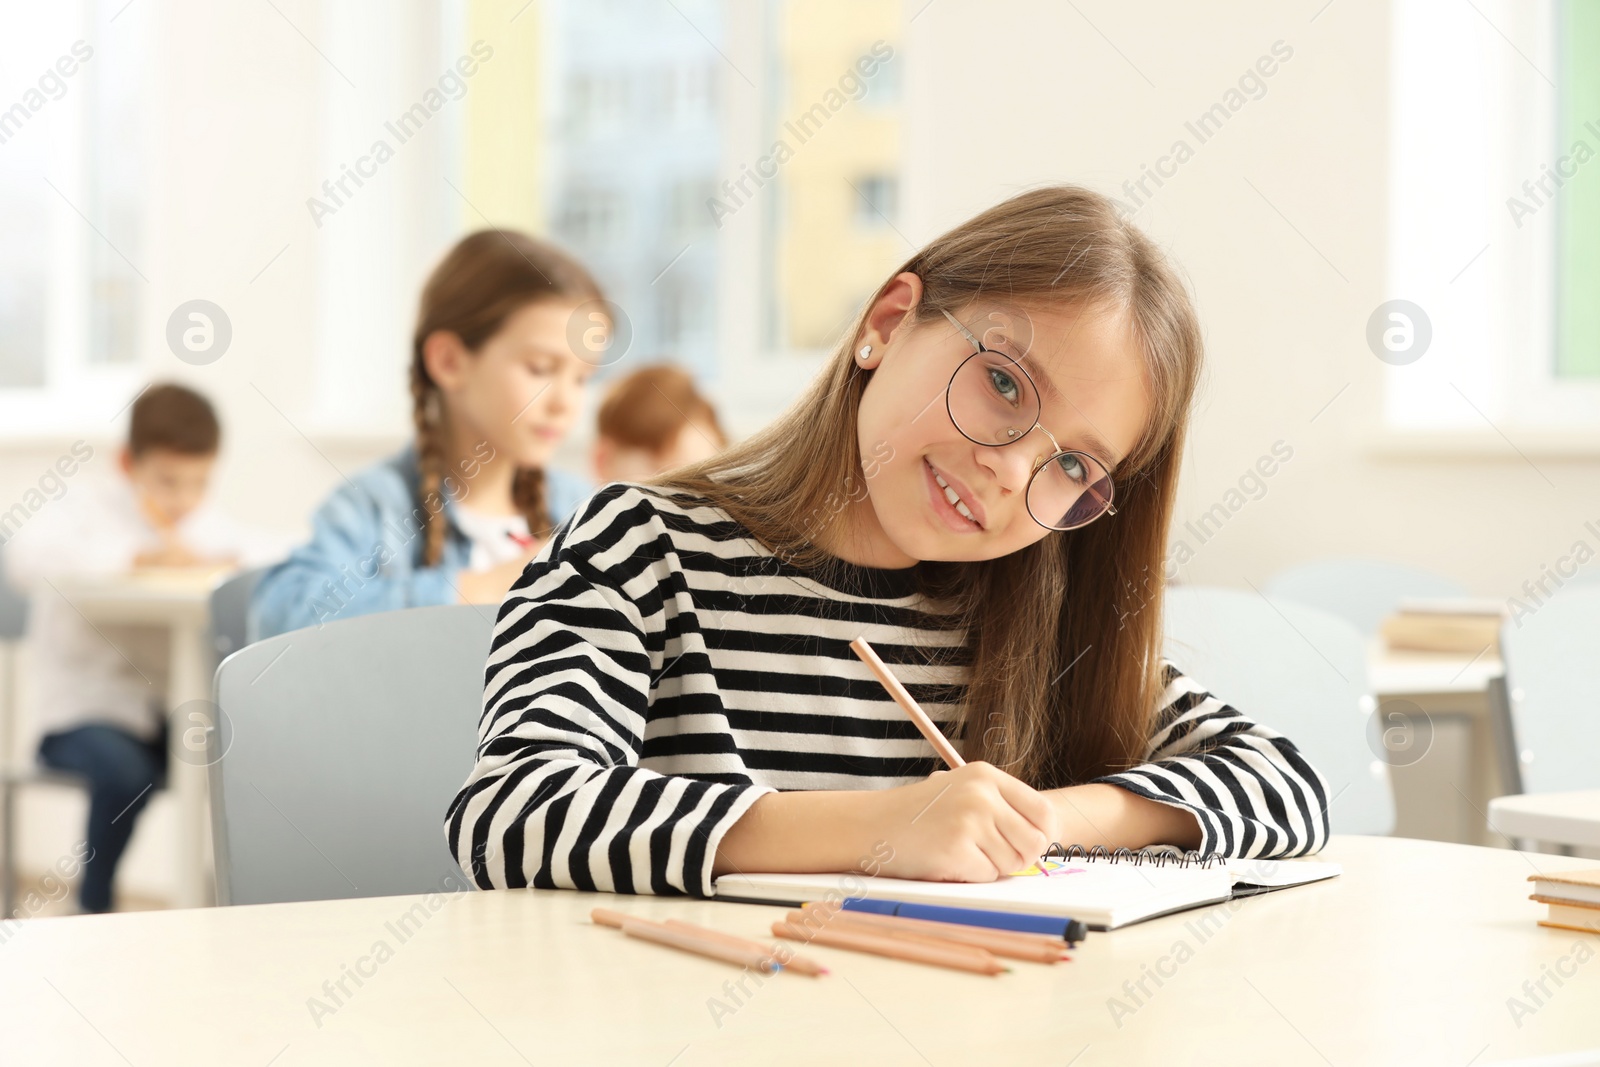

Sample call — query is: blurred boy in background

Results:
[3,383,282,913]
[592,364,726,483]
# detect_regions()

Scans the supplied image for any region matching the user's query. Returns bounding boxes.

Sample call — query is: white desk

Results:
[59,569,225,908]
[1367,639,1511,847]
[1366,639,1504,696]
[1490,791,1600,851]
[3,836,1598,1065]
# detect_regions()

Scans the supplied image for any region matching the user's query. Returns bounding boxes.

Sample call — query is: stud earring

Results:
[857,345,872,361]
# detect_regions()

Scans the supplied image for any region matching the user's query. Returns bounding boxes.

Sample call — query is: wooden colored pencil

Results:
[849,637,966,768]
[772,920,1007,976]
[663,919,829,976]
[590,908,827,977]
[801,900,1072,954]
[624,918,780,972]
[786,908,1069,964]
[592,909,774,973]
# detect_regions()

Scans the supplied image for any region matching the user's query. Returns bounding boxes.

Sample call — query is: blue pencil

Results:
[841,897,1088,944]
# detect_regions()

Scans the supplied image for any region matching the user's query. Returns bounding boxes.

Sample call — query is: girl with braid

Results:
[250,231,605,640]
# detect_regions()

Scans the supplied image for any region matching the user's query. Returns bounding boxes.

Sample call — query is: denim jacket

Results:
[248,444,592,641]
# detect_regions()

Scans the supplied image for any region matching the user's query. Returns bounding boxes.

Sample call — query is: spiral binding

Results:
[1040,843,1228,869]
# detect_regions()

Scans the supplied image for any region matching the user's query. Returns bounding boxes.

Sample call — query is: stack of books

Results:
[1528,869,1600,933]
[1379,597,1507,654]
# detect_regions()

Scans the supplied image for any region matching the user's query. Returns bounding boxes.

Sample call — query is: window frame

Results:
[1378,0,1600,455]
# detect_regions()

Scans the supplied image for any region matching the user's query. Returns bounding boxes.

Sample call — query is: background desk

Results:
[3,836,1598,1066]
[56,570,222,908]
[1368,639,1510,847]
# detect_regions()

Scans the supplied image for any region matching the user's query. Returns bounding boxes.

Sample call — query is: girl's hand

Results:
[868,761,1059,883]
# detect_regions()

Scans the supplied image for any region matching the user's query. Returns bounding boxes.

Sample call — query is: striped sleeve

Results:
[443,488,773,897]
[1093,660,1331,859]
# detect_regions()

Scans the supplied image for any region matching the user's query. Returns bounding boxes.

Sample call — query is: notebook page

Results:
[715,857,1232,928]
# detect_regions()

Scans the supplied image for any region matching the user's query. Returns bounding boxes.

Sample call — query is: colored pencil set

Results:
[590,900,1073,977]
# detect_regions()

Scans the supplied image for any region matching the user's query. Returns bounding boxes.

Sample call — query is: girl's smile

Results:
[924,458,985,532]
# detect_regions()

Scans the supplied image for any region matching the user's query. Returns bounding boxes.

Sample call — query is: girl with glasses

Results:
[447,186,1329,892]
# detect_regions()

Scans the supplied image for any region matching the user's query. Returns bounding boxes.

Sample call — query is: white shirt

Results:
[449,503,533,572]
[2,476,287,742]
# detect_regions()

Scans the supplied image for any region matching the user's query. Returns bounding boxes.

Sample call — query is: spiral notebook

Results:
[713,845,1342,930]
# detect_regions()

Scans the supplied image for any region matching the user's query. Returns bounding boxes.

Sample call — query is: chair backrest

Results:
[0,543,29,767]
[208,565,268,662]
[1163,586,1394,836]
[1262,557,1466,636]
[0,542,28,642]
[1498,586,1600,794]
[210,604,495,905]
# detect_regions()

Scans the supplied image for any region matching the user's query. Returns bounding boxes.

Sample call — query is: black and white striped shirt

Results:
[445,483,1330,896]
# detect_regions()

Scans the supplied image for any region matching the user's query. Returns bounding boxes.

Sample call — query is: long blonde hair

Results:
[410,230,605,566]
[662,185,1203,789]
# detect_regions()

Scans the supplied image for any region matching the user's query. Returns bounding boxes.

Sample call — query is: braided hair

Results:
[409,230,605,566]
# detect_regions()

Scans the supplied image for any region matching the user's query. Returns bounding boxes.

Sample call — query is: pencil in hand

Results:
[849,637,965,769]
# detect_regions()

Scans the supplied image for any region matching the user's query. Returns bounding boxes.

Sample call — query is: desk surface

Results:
[1490,791,1600,849]
[56,566,230,615]
[1367,637,1504,696]
[3,836,1597,1066]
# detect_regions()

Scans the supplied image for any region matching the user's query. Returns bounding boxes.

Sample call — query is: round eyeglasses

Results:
[939,308,1118,531]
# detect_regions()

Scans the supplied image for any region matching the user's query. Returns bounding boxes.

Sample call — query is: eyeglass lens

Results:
[945,350,1114,530]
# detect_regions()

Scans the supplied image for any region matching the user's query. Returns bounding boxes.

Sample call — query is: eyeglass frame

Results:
[937,307,1119,531]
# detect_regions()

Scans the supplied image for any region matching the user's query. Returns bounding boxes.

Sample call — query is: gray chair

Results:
[209,603,494,905]
[1497,585,1600,798]
[1262,557,1466,636]
[1163,585,1395,836]
[208,565,269,663]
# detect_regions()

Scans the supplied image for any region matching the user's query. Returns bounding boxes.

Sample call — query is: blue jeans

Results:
[37,723,168,914]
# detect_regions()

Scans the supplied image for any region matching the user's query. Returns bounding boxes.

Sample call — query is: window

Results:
[0,0,144,428]
[853,175,899,228]
[1384,0,1600,437]
[1556,0,1600,379]
[543,0,723,379]
[755,1,905,355]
